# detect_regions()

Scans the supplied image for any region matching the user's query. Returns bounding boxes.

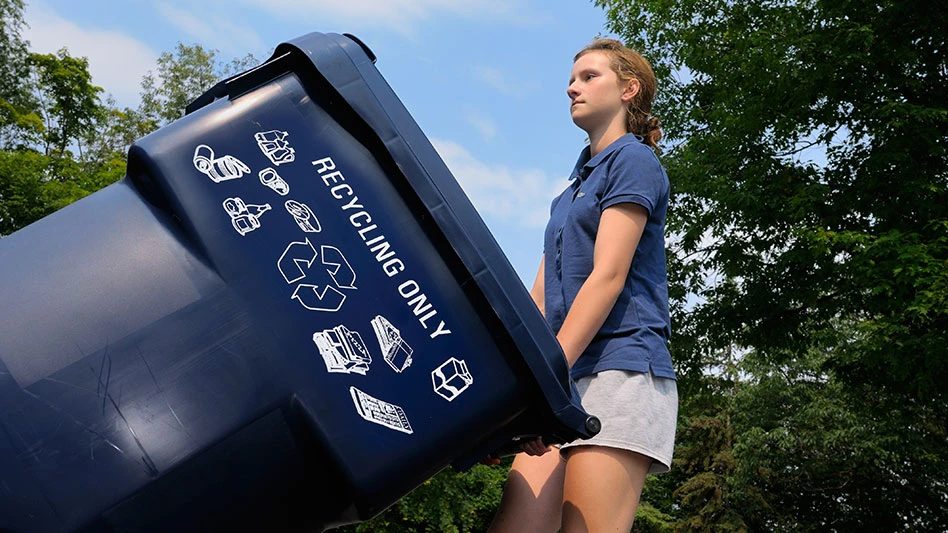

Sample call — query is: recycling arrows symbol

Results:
[277,238,356,312]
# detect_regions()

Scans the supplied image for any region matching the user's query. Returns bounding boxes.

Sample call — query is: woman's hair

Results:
[575,38,662,151]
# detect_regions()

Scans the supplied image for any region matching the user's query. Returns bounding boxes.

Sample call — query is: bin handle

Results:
[184,51,293,115]
[488,415,600,459]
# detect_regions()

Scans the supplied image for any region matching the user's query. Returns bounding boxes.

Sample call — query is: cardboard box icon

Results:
[432,357,473,402]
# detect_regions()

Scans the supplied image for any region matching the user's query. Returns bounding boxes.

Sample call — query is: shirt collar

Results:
[571,133,643,182]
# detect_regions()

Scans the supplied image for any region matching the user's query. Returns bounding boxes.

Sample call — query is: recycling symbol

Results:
[277,237,357,312]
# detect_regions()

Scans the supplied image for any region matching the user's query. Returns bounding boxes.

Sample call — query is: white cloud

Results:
[239,0,540,35]
[23,3,157,109]
[464,109,497,142]
[432,138,569,228]
[470,65,538,98]
[156,3,266,58]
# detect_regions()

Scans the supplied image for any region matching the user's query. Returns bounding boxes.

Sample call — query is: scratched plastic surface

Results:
[0,32,597,533]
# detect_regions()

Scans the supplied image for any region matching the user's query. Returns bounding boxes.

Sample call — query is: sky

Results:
[22,0,619,285]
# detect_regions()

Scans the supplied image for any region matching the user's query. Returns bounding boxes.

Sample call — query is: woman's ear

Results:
[621,79,640,103]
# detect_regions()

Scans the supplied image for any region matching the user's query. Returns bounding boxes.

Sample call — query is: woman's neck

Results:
[586,118,630,157]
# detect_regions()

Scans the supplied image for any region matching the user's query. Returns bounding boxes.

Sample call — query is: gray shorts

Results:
[561,369,678,474]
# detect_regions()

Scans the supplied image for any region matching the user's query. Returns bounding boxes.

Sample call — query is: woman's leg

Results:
[561,445,652,532]
[487,450,567,533]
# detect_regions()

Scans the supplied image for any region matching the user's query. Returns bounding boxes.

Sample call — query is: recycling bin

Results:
[0,32,599,533]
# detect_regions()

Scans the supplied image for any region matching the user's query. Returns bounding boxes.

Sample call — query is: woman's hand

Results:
[520,436,552,457]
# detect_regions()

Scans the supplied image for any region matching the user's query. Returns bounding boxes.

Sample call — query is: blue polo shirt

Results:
[544,133,675,381]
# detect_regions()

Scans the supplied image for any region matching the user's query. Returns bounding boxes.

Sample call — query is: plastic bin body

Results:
[0,32,596,532]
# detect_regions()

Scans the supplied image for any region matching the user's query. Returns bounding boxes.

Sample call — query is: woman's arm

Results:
[556,202,648,368]
[530,255,545,317]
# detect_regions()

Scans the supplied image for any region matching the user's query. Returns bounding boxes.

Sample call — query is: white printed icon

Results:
[223,197,270,236]
[285,200,321,232]
[432,358,473,402]
[371,315,413,373]
[277,238,357,312]
[259,168,290,195]
[255,130,295,166]
[313,325,372,375]
[193,144,251,182]
[350,387,413,435]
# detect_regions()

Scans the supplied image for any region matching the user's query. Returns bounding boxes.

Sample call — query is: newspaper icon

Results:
[371,315,413,373]
[313,325,372,375]
[350,387,413,434]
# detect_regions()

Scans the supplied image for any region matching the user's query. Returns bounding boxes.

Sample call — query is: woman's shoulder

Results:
[606,138,667,182]
[611,136,662,165]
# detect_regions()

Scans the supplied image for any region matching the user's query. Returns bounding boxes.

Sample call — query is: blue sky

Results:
[22,0,617,285]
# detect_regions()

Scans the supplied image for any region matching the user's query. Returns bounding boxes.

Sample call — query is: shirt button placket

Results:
[555,227,563,270]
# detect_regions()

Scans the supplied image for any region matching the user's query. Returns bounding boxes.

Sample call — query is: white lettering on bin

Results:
[314,156,452,339]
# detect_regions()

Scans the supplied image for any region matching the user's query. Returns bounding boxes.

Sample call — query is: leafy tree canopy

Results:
[0,0,260,236]
[596,0,948,401]
[140,42,259,126]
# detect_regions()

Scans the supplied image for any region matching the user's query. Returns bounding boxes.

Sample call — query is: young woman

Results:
[488,39,678,532]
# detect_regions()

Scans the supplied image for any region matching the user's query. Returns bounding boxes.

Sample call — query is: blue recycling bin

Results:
[0,32,598,532]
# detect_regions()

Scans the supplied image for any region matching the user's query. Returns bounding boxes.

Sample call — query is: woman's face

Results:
[567,51,634,132]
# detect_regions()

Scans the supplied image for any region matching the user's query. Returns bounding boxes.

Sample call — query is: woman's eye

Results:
[585,73,596,80]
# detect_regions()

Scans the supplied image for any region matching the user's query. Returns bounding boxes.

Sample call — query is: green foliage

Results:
[0,1,123,235]
[335,464,508,533]
[631,502,676,533]
[0,0,27,100]
[139,42,258,126]
[0,148,122,234]
[29,49,104,156]
[732,349,948,531]
[82,97,157,166]
[0,0,41,149]
[664,371,770,533]
[0,149,58,234]
[597,0,948,400]
[0,1,253,235]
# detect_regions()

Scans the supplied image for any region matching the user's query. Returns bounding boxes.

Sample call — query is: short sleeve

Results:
[598,144,669,216]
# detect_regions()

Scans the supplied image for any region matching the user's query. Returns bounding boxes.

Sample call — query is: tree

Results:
[0,0,42,149]
[595,0,948,530]
[596,0,948,399]
[81,97,156,168]
[0,0,257,237]
[139,42,258,126]
[731,347,948,532]
[335,464,508,533]
[0,2,126,235]
[29,48,104,157]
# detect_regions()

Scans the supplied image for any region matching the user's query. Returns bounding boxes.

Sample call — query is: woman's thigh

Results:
[487,450,566,533]
[561,445,652,532]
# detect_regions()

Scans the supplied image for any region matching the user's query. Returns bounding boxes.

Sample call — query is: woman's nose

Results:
[567,83,579,99]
